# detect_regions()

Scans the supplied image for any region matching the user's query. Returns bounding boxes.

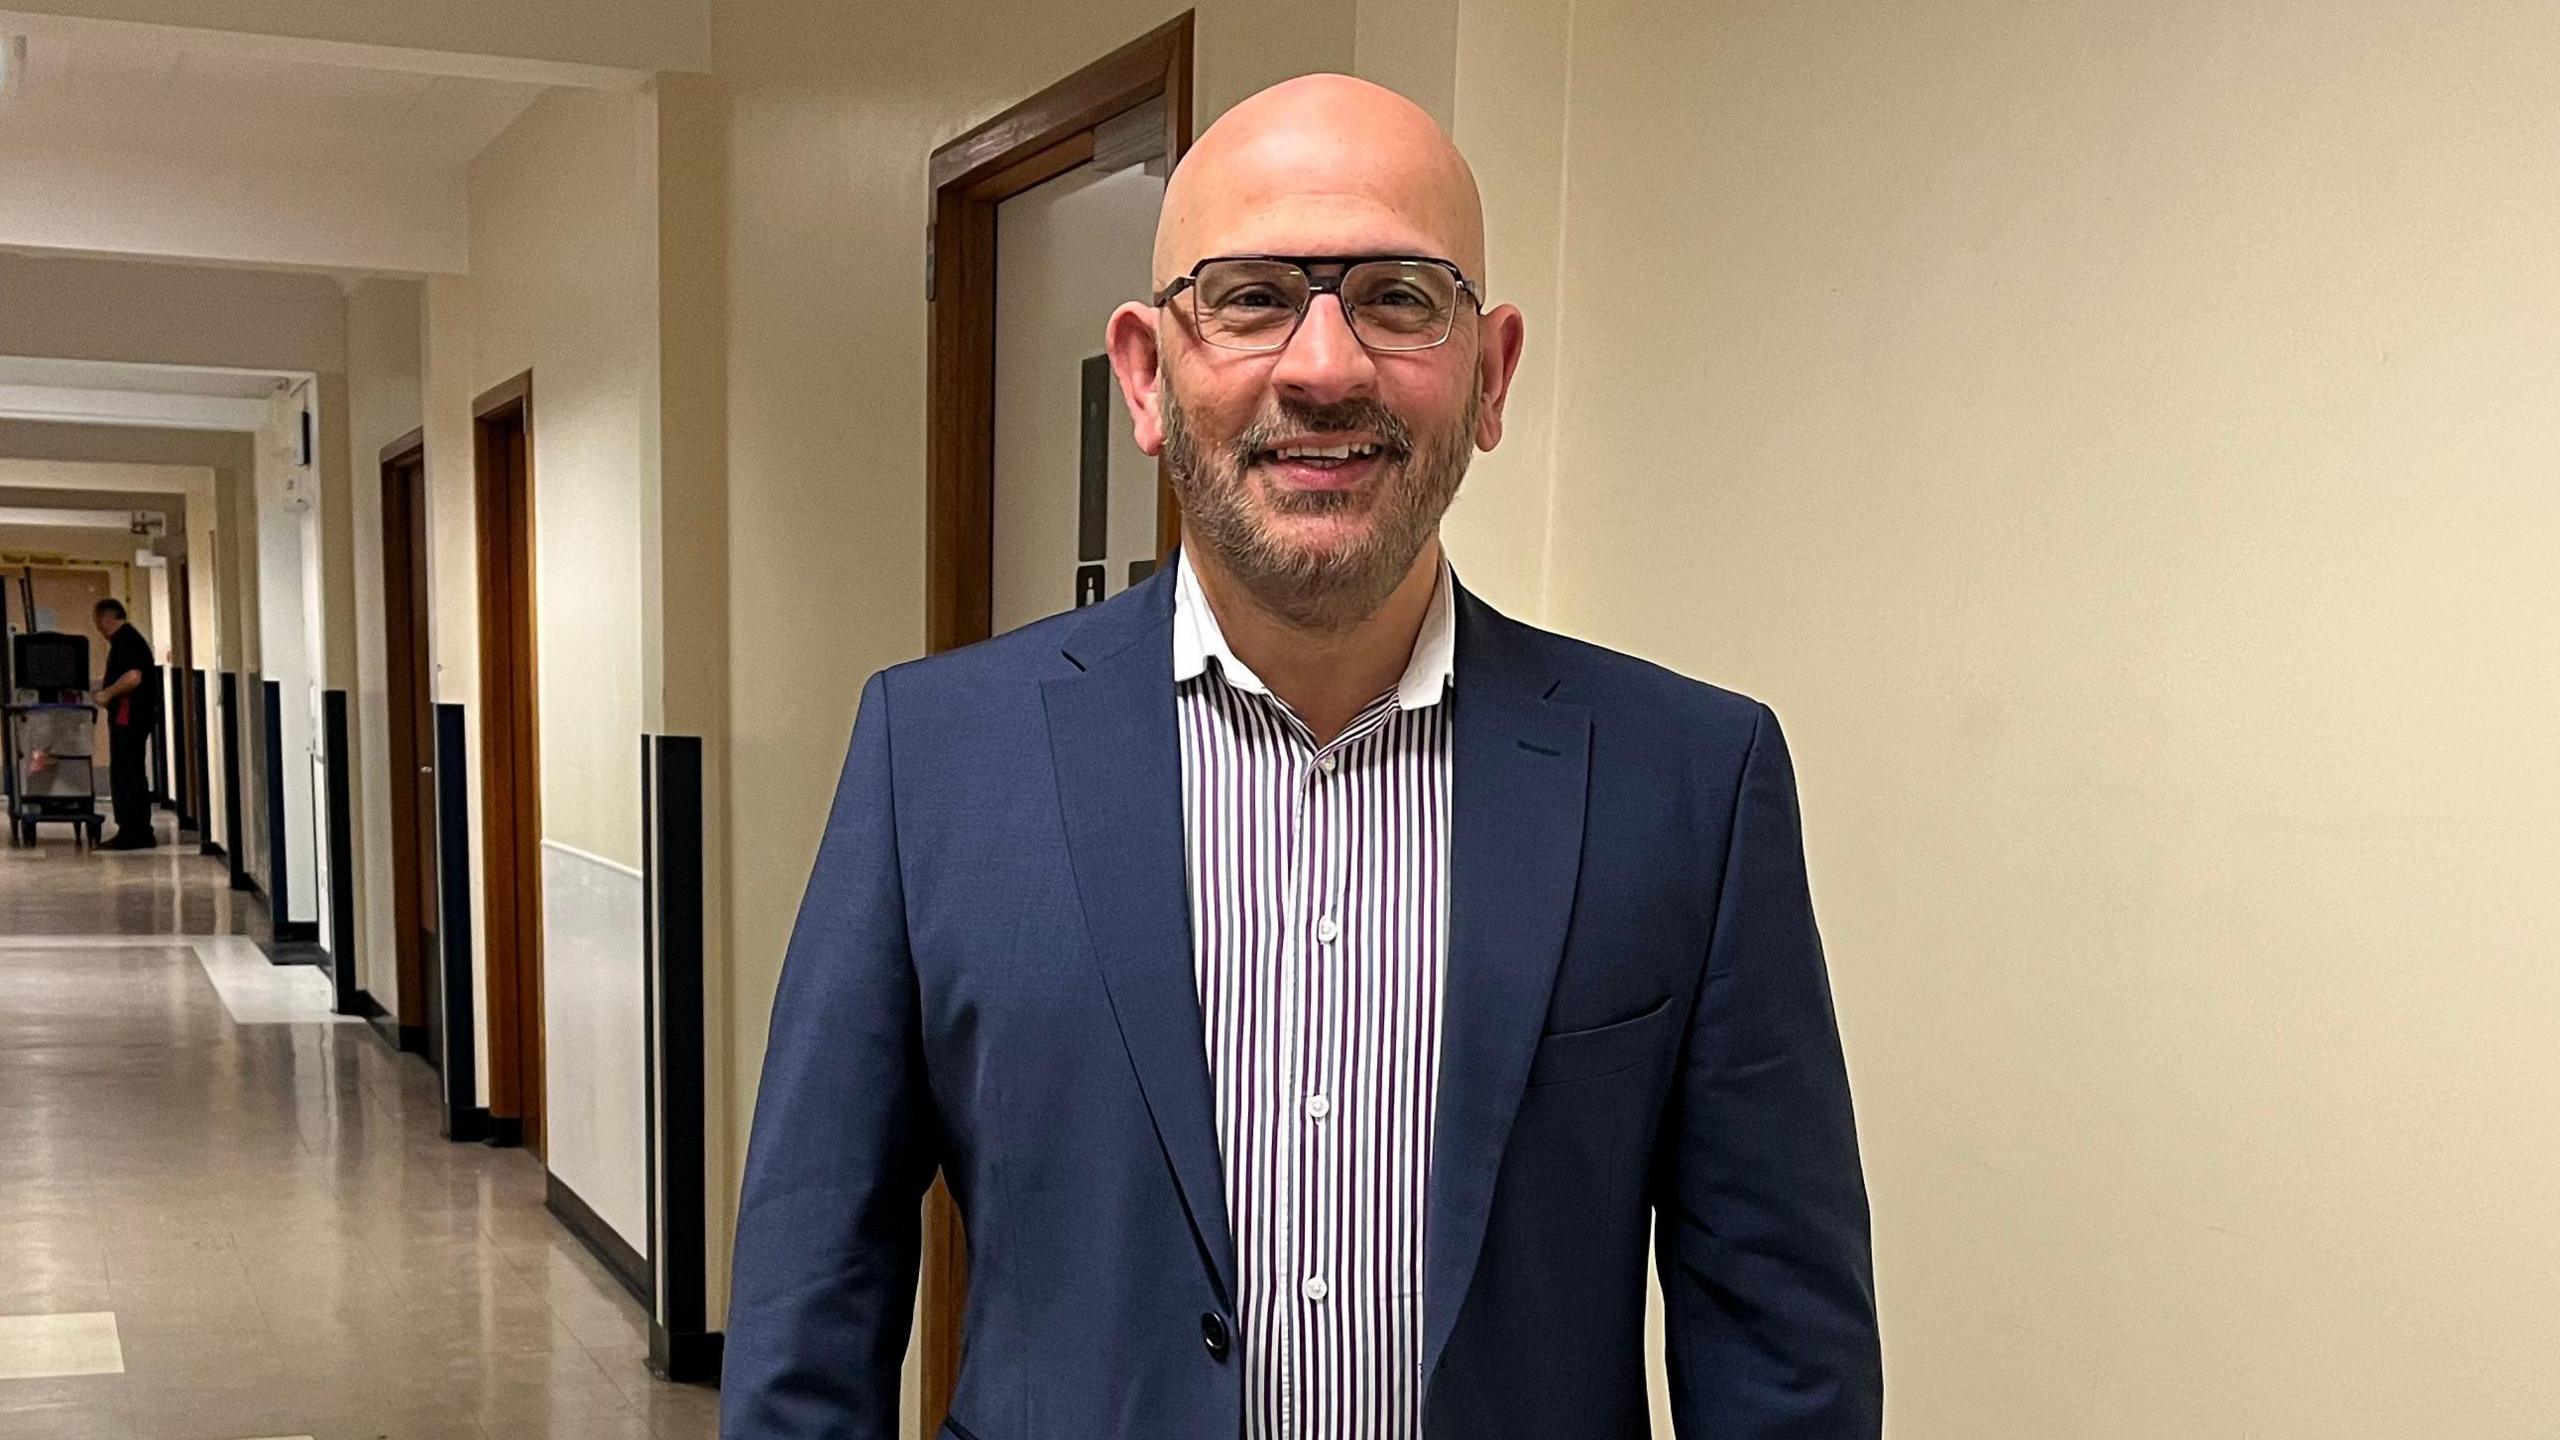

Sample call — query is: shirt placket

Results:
[1300,726,1356,1440]
[1275,713,1314,1440]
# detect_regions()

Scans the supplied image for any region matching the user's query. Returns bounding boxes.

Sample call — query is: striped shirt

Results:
[1174,552,1456,1440]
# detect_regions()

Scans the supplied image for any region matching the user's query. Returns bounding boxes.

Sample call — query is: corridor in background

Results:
[0,832,719,1438]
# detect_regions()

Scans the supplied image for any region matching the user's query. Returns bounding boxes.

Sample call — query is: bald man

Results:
[727,75,1880,1439]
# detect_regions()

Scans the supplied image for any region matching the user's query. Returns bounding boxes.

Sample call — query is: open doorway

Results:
[920,13,1193,1424]
[474,373,546,1155]
[379,430,441,1061]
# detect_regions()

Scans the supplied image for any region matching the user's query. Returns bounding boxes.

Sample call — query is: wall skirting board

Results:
[644,734,721,1384]
[350,990,429,1059]
[548,1171,650,1307]
[349,987,402,1054]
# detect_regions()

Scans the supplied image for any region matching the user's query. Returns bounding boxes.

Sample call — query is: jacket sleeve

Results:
[723,670,939,1438]
[1657,703,1883,1437]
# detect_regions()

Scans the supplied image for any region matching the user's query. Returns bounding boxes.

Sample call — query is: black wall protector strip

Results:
[262,679,289,919]
[645,734,720,1385]
[434,703,484,1143]
[323,690,359,1014]
[218,672,245,888]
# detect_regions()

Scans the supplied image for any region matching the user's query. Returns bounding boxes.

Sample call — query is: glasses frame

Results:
[1153,253,1486,353]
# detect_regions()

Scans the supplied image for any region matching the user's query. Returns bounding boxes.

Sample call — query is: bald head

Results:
[1156,75,1487,290]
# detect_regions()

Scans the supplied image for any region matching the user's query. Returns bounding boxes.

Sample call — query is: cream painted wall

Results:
[311,378,357,693]
[141,557,173,765]
[440,83,659,1246]
[1506,1,2560,1435]
[345,279,425,1009]
[249,403,329,925]
[465,85,654,873]
[714,0,1357,1279]
[1430,0,1571,622]
[420,271,489,1097]
[1350,0,1455,130]
[649,68,739,1318]
[228,441,271,891]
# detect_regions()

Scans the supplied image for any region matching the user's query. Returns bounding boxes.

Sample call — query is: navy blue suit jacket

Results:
[725,565,1880,1438]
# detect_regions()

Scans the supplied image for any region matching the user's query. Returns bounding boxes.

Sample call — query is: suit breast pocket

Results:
[1525,996,1674,1088]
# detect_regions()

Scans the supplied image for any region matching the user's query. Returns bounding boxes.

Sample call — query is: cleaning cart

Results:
[7,701,104,847]
[3,570,105,847]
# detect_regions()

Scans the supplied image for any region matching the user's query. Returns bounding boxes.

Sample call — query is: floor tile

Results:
[0,1316,123,1383]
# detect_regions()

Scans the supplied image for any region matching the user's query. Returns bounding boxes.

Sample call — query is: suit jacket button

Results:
[1201,1312,1231,1361]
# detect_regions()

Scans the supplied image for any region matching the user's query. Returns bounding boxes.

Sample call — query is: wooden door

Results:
[474,373,546,1155]
[380,432,444,1062]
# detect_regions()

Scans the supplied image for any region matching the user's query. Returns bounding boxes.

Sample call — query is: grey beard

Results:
[1162,387,1475,633]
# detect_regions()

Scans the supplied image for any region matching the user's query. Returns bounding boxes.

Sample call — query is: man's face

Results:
[1107,84,1525,630]
[1155,263,1484,629]
[94,611,120,640]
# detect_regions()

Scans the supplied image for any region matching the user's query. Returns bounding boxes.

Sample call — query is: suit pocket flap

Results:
[1526,996,1673,1087]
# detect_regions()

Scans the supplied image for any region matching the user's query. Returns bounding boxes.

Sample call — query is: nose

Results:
[1266,293,1378,407]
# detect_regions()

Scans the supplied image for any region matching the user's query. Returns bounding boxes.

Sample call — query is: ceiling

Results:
[2,28,549,169]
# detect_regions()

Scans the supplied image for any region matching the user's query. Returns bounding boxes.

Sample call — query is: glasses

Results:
[1154,254,1484,353]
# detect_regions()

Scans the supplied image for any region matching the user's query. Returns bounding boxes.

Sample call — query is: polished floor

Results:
[0,816,720,1439]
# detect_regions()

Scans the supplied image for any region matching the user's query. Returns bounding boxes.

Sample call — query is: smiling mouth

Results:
[1257,440,1388,471]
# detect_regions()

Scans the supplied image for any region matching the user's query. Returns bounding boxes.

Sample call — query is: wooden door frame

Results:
[378,428,434,1052]
[918,13,1194,1423]
[926,11,1193,657]
[473,373,547,1155]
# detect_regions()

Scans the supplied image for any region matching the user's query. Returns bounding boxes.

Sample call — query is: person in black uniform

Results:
[91,598,161,850]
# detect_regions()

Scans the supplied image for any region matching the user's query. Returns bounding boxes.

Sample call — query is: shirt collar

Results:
[1173,549,1456,711]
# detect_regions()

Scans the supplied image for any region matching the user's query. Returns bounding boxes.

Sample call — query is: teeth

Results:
[1274,443,1380,460]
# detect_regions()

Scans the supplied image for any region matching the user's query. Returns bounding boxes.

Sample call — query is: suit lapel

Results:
[1042,572,1237,1307]
[1424,589,1592,1384]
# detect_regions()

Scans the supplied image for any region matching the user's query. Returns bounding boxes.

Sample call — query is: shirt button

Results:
[1318,752,1339,774]
[1304,1276,1330,1303]
[1315,916,1339,944]
[1306,1094,1332,1120]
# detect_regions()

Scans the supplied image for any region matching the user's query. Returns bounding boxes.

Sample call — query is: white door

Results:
[989,151,1167,636]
